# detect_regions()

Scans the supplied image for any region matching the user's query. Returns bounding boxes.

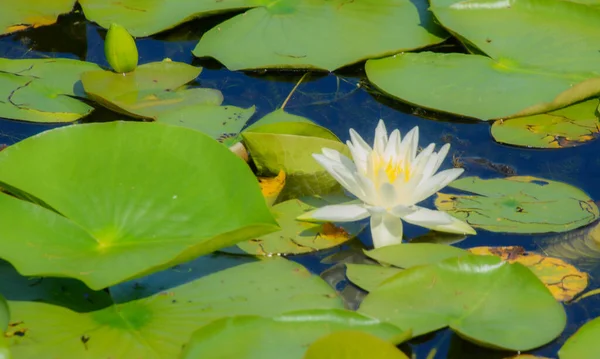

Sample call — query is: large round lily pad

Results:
[559,316,600,359]
[365,243,468,268]
[366,52,600,120]
[81,61,222,119]
[429,0,600,75]
[358,255,566,351]
[180,309,405,359]
[0,58,101,123]
[5,257,343,358]
[0,0,75,35]
[233,196,365,256]
[193,0,447,71]
[491,98,600,148]
[435,176,599,233]
[0,122,278,289]
[345,264,403,292]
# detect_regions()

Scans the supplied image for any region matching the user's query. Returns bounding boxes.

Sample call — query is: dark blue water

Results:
[2,9,599,358]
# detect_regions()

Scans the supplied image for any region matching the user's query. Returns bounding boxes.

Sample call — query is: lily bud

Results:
[104,23,138,74]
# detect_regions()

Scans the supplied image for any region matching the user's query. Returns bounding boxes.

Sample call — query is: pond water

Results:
[2,8,600,358]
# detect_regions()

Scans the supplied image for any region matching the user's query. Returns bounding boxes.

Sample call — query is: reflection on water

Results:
[2,9,600,358]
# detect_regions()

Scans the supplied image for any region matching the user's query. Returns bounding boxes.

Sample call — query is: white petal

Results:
[349,129,372,156]
[355,173,378,204]
[370,212,404,248]
[401,207,476,235]
[313,154,365,199]
[378,182,397,208]
[431,143,451,175]
[384,129,401,162]
[400,126,419,163]
[321,148,356,170]
[297,204,370,222]
[389,204,417,217]
[373,120,388,154]
[347,140,368,173]
[412,168,464,203]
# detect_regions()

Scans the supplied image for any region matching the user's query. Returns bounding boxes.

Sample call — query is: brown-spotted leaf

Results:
[468,246,588,301]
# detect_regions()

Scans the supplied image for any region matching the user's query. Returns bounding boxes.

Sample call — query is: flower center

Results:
[372,153,411,183]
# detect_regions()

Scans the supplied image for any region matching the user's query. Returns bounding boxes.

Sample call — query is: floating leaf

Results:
[303,330,410,359]
[5,257,343,358]
[366,52,600,120]
[79,0,252,36]
[0,0,75,35]
[244,109,315,132]
[0,58,101,123]
[245,109,339,141]
[181,309,404,359]
[242,121,348,199]
[0,122,278,289]
[559,316,600,359]
[81,61,222,119]
[157,105,256,146]
[234,196,365,256]
[193,0,447,71]
[345,264,403,292]
[365,243,468,268]
[359,255,566,350]
[491,99,600,148]
[468,246,588,302]
[435,176,599,233]
[429,0,600,75]
[259,170,286,206]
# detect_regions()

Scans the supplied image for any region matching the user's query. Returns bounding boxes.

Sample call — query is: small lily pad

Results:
[304,330,410,359]
[364,243,468,268]
[435,176,599,233]
[559,316,600,359]
[491,99,600,148]
[81,61,222,119]
[234,196,365,256]
[359,255,566,350]
[345,264,403,292]
[181,309,405,359]
[468,246,588,301]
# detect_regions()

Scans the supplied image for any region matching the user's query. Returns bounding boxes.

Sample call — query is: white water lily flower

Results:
[298,120,476,248]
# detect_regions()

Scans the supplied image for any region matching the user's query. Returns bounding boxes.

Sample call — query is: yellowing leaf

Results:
[468,246,588,301]
[1,0,75,35]
[259,170,286,206]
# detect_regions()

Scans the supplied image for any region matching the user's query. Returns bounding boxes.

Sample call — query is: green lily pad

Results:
[81,61,221,119]
[559,316,600,359]
[365,243,468,268]
[435,176,599,233]
[366,52,600,120]
[157,105,256,146]
[358,255,566,350]
[233,196,365,256]
[0,0,75,35]
[0,122,278,289]
[304,330,410,359]
[180,309,404,359]
[429,0,600,75]
[0,294,7,332]
[6,257,344,358]
[491,98,600,148]
[193,0,447,71]
[244,109,339,141]
[244,109,315,132]
[242,121,348,200]
[0,58,102,123]
[345,264,403,292]
[79,0,252,36]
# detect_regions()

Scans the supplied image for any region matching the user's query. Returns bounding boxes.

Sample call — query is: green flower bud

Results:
[104,23,138,74]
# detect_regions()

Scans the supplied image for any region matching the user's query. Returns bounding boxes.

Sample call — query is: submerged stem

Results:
[281,72,310,110]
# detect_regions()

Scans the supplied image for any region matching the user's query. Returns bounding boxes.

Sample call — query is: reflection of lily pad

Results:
[242,120,349,199]
[81,61,222,119]
[559,316,600,359]
[365,243,468,268]
[535,221,600,271]
[1,0,75,35]
[0,58,101,123]
[366,52,600,120]
[181,309,404,359]
[359,255,566,350]
[194,0,447,71]
[435,176,599,233]
[429,0,600,75]
[468,246,588,301]
[6,258,343,358]
[234,196,365,256]
[0,122,277,289]
[491,99,600,148]
[345,264,403,292]
[304,329,410,359]
[157,105,256,146]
